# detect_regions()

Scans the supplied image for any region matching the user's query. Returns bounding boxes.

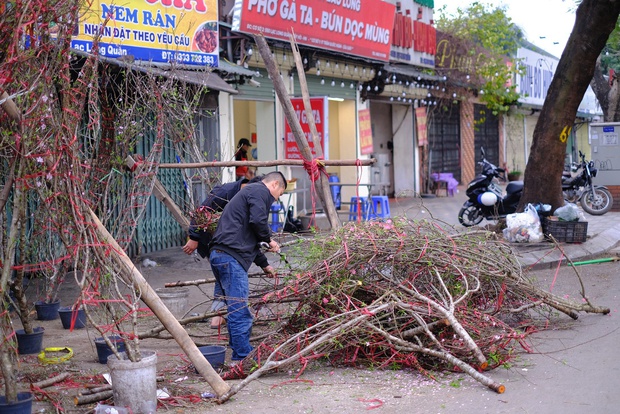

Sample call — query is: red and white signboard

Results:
[415,107,427,147]
[358,109,373,155]
[231,0,395,62]
[284,97,328,160]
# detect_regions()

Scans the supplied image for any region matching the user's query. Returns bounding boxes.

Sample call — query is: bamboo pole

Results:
[88,209,231,397]
[254,34,340,229]
[288,32,340,229]
[158,158,375,169]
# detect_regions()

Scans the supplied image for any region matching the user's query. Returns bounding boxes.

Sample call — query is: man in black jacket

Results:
[182,174,271,328]
[209,171,286,362]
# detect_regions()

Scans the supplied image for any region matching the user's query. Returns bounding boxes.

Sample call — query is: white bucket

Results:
[155,287,190,319]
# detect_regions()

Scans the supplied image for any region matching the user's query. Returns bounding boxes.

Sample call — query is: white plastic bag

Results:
[502,203,544,243]
[554,203,581,221]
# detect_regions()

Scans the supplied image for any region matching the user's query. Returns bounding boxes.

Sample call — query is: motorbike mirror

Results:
[480,147,486,158]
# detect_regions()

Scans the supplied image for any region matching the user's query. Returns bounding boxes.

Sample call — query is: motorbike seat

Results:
[506,181,524,195]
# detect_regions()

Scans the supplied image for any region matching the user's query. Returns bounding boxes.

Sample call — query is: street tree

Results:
[435,2,523,115]
[519,0,620,210]
[591,21,620,121]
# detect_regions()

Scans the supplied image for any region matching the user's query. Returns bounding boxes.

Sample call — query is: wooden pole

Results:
[158,158,375,169]
[254,34,339,229]
[88,209,230,397]
[288,33,340,229]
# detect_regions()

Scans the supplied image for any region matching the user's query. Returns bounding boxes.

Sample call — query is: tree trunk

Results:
[590,56,620,122]
[519,0,620,211]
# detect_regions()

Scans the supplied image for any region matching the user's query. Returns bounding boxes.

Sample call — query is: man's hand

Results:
[182,239,198,255]
[267,240,280,253]
[262,265,276,276]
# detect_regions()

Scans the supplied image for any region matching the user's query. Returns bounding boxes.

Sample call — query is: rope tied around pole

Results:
[302,156,327,182]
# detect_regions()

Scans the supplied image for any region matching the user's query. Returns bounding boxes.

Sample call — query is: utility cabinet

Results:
[588,123,620,185]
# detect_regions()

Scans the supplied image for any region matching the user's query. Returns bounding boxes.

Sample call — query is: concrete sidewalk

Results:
[318,187,620,269]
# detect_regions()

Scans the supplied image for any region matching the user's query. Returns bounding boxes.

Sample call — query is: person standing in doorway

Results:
[235,138,252,180]
[208,171,286,364]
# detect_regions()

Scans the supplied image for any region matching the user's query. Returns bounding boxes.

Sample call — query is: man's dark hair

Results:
[262,171,287,189]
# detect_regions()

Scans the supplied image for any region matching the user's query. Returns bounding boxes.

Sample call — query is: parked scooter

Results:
[458,147,523,227]
[562,151,613,215]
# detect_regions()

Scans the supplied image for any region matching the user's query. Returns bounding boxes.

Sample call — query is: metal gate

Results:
[131,96,221,257]
[473,104,499,166]
[428,103,461,182]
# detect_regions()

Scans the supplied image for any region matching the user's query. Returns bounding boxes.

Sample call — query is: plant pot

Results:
[34,300,60,320]
[94,336,126,364]
[198,345,226,370]
[0,391,34,414]
[16,327,44,355]
[107,350,158,414]
[155,287,189,319]
[58,307,87,330]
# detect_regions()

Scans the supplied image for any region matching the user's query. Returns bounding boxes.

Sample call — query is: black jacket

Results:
[188,179,245,257]
[188,179,267,267]
[210,181,274,271]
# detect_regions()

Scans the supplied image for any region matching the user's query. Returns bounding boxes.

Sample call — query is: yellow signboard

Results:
[71,0,218,66]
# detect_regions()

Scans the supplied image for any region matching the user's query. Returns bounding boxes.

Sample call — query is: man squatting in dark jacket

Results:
[209,171,286,362]
[182,173,275,328]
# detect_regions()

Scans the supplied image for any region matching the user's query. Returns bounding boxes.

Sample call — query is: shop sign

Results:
[415,107,427,146]
[71,0,219,66]
[358,109,373,155]
[285,97,328,160]
[231,0,395,62]
[516,48,557,107]
[385,0,435,68]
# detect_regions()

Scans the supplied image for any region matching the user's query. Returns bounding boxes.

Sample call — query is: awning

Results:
[70,48,238,94]
[140,66,238,94]
[382,63,444,82]
[217,59,257,77]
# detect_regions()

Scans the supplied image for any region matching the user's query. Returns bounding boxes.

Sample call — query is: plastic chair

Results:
[370,196,391,219]
[348,196,369,221]
[270,202,283,232]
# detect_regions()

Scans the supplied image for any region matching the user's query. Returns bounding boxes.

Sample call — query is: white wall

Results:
[392,105,416,195]
[218,92,235,183]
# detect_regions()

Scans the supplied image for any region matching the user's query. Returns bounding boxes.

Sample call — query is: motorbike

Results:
[562,151,613,215]
[458,147,523,227]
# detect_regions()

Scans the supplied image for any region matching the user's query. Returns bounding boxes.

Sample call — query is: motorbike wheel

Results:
[458,204,484,227]
[580,188,613,215]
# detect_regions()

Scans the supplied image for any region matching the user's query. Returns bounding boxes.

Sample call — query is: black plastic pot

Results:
[16,327,44,355]
[58,307,86,329]
[0,391,34,414]
[198,345,226,370]
[94,336,126,364]
[34,300,60,320]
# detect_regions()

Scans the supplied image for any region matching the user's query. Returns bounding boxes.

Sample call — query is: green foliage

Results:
[436,2,525,115]
[600,20,620,75]
[436,2,522,56]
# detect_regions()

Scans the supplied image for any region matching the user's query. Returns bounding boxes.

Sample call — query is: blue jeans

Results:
[209,249,253,360]
[211,281,226,313]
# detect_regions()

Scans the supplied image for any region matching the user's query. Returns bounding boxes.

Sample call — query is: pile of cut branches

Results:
[219,218,608,401]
